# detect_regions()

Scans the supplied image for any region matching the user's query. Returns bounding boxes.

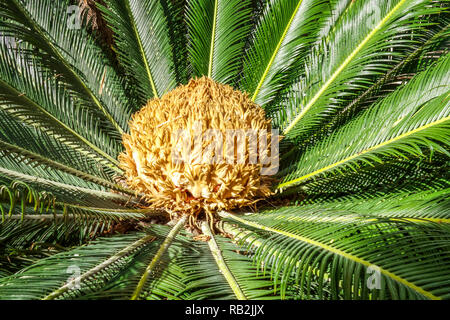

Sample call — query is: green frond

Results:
[280,185,450,223]
[240,0,329,106]
[0,179,148,223]
[43,233,157,300]
[129,226,277,300]
[324,187,450,222]
[0,232,154,299]
[78,225,194,300]
[280,21,450,157]
[0,108,119,183]
[159,0,190,84]
[0,174,152,273]
[188,221,282,300]
[0,139,132,195]
[0,0,133,135]
[220,201,450,300]
[5,221,282,300]
[317,0,352,39]
[99,0,178,101]
[0,42,122,172]
[3,225,192,300]
[0,167,135,207]
[200,221,246,299]
[0,154,109,202]
[0,0,449,301]
[277,53,450,190]
[186,0,252,84]
[283,157,449,201]
[131,216,186,300]
[275,0,447,140]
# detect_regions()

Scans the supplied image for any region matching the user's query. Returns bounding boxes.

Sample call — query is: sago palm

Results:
[0,0,449,300]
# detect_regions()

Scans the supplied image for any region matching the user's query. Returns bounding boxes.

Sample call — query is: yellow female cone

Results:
[119,77,274,225]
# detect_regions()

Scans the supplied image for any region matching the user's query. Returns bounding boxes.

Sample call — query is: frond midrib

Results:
[0,139,130,194]
[201,221,247,300]
[130,216,186,300]
[280,23,450,160]
[0,167,132,204]
[207,0,219,78]
[124,0,159,98]
[42,234,156,300]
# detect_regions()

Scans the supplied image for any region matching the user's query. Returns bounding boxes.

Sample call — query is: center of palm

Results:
[119,77,275,227]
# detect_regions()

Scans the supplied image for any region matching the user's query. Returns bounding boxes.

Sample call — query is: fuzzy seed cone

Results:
[119,77,274,221]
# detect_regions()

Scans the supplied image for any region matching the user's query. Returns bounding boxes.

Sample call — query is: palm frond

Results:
[0,108,118,183]
[99,0,178,102]
[191,221,280,299]
[220,194,450,300]
[130,216,186,299]
[186,0,252,84]
[0,181,150,264]
[77,224,194,300]
[321,187,450,221]
[2,220,283,300]
[0,232,154,299]
[277,53,450,190]
[275,0,447,141]
[43,233,157,300]
[0,0,133,135]
[0,167,134,207]
[280,20,450,157]
[240,0,329,106]
[283,184,450,222]
[0,42,122,172]
[283,157,449,201]
[0,0,449,301]
[0,139,132,195]
[159,0,190,84]
[317,0,352,39]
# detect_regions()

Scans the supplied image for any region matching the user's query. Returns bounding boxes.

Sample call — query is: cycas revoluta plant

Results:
[0,0,449,300]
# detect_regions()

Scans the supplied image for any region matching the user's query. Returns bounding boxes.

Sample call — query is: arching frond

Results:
[0,0,133,135]
[0,42,122,172]
[220,194,450,300]
[0,0,448,302]
[275,0,447,141]
[0,108,118,183]
[282,157,449,202]
[0,168,134,208]
[279,20,450,158]
[131,216,186,300]
[0,233,155,299]
[278,53,450,190]
[0,139,132,194]
[0,181,151,274]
